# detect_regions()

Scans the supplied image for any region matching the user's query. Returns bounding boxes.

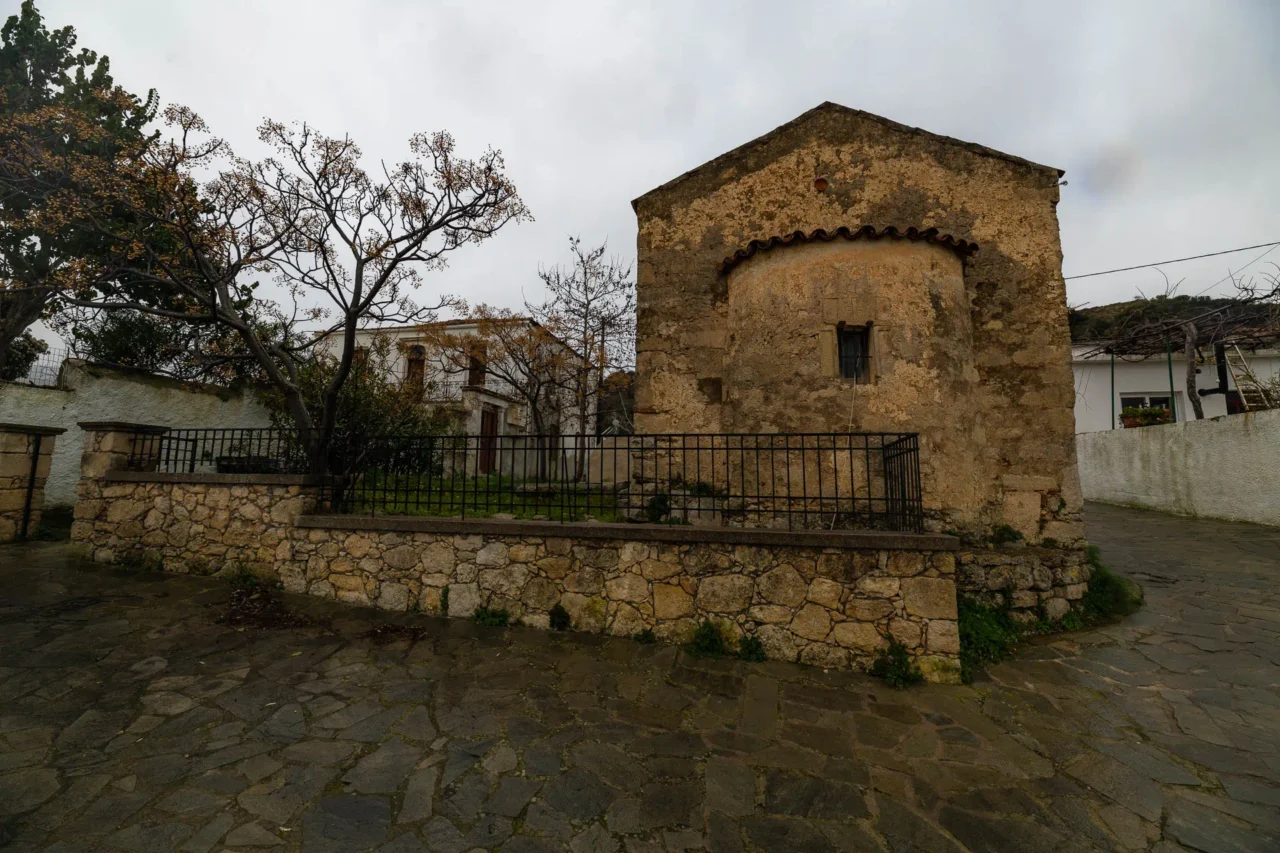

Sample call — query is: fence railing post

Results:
[0,423,67,542]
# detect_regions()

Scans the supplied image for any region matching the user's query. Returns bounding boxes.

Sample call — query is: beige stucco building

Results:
[632,103,1083,543]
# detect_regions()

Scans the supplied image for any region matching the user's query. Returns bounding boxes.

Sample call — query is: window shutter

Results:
[819,328,837,377]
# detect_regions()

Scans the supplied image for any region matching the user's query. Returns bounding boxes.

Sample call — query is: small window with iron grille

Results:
[838,325,871,384]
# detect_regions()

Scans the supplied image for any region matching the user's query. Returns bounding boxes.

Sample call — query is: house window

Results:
[838,326,871,384]
[467,354,486,387]
[405,345,425,400]
[1120,394,1175,420]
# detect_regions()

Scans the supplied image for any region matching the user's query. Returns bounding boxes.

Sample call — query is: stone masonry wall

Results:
[0,425,64,542]
[71,476,964,683]
[632,103,1085,544]
[957,546,1092,622]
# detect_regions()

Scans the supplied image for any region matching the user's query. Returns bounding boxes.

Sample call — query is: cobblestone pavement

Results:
[0,502,1277,852]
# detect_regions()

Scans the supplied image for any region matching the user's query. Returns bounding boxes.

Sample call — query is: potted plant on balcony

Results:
[1119,406,1173,428]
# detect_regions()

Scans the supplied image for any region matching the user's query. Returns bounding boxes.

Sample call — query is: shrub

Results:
[473,606,509,627]
[737,634,767,662]
[644,492,671,524]
[633,628,657,644]
[990,524,1024,545]
[957,599,1022,684]
[687,620,728,657]
[869,640,924,688]
[440,586,449,615]
[548,603,571,631]
[0,332,47,381]
[956,545,1142,682]
[1081,546,1143,621]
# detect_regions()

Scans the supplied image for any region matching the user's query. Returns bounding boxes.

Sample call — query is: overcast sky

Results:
[31,0,1280,324]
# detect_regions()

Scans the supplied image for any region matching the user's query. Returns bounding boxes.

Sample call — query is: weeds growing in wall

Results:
[870,640,924,687]
[958,545,1143,683]
[473,607,510,627]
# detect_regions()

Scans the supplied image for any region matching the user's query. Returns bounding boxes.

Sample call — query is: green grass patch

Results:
[737,634,767,662]
[870,640,924,688]
[30,506,73,541]
[1081,545,1144,621]
[989,524,1024,545]
[958,599,1024,684]
[343,472,626,522]
[958,545,1143,683]
[687,620,728,657]
[473,607,510,627]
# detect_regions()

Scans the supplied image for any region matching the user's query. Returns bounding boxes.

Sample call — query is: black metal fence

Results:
[126,428,318,475]
[122,429,924,533]
[2,347,68,388]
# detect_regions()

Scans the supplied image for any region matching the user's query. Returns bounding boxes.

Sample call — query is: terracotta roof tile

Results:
[719,225,978,274]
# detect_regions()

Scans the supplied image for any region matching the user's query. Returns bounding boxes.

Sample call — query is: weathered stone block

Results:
[799,643,849,669]
[831,621,883,651]
[1044,597,1070,621]
[857,576,899,599]
[479,565,529,599]
[807,578,843,609]
[926,620,960,654]
[758,565,806,607]
[605,574,649,604]
[522,577,561,610]
[381,540,417,568]
[562,593,607,633]
[564,568,604,595]
[377,582,410,611]
[447,582,480,618]
[748,604,792,624]
[639,558,682,581]
[788,604,831,642]
[653,584,694,619]
[845,598,892,621]
[697,575,754,613]
[887,553,925,577]
[476,542,509,567]
[536,556,572,579]
[888,618,921,648]
[901,577,957,619]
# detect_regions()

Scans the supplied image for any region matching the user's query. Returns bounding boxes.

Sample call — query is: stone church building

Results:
[631,102,1083,545]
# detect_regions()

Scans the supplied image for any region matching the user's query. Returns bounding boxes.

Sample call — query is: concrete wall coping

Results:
[297,513,959,551]
[77,421,169,434]
[105,471,331,487]
[0,423,67,436]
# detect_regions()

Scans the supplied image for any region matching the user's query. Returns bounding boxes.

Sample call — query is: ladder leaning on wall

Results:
[1224,344,1276,411]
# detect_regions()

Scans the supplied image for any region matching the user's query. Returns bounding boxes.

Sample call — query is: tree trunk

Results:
[1184,322,1205,420]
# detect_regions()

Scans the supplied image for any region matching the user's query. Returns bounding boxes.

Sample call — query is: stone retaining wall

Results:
[72,474,963,683]
[957,547,1092,621]
[0,424,65,542]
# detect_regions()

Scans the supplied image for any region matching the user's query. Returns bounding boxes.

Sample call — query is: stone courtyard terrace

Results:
[1,502,1278,852]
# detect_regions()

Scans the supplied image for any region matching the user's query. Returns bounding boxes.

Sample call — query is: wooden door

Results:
[479,408,498,474]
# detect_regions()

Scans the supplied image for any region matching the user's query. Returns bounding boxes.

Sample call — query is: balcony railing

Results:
[123,429,925,533]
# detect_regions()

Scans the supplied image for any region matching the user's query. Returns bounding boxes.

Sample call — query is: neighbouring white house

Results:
[1072,344,1280,433]
[322,318,594,442]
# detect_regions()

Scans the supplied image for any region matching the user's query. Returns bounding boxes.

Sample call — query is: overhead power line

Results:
[1063,240,1280,281]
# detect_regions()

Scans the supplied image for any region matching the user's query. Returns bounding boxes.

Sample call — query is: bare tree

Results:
[1080,266,1280,419]
[528,236,635,460]
[9,104,529,463]
[418,308,572,437]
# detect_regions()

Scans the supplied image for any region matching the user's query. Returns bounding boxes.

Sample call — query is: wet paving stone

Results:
[0,502,1278,850]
